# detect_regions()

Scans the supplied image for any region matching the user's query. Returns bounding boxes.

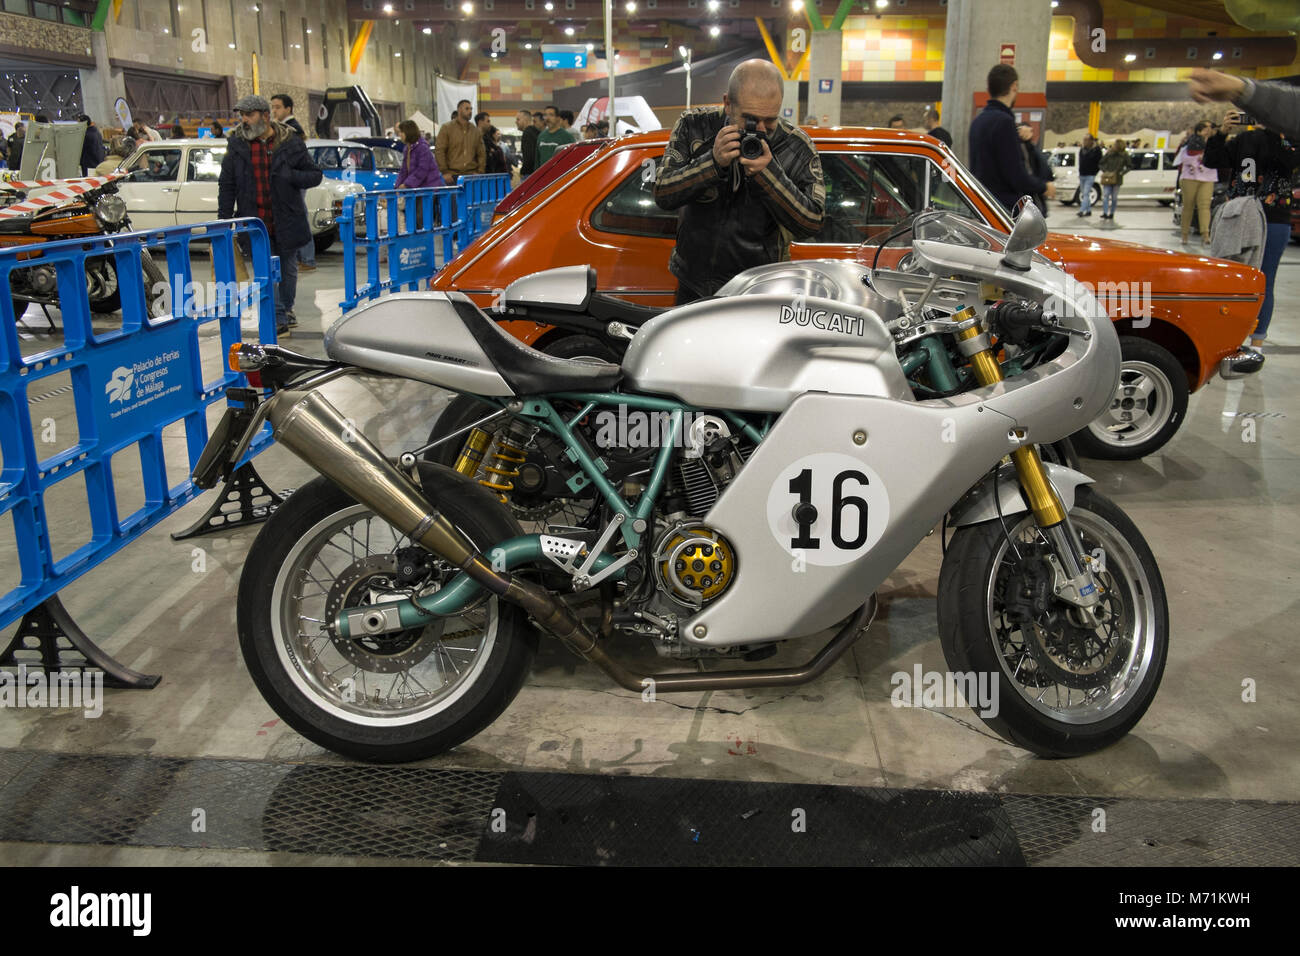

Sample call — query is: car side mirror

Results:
[1002,199,1047,272]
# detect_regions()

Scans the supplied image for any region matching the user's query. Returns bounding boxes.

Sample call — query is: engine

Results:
[612,414,760,658]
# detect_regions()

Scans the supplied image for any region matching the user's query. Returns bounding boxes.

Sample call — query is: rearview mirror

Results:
[1001,199,1047,272]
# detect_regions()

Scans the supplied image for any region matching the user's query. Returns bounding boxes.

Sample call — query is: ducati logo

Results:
[778,304,866,336]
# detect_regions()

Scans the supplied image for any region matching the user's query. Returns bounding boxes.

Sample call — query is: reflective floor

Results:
[2,203,1298,864]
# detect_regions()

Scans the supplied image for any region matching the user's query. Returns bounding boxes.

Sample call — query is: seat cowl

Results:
[502,265,596,313]
[448,293,623,395]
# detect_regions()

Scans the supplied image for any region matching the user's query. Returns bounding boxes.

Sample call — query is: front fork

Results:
[953,307,1104,624]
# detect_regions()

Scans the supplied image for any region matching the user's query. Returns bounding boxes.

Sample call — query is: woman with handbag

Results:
[1097,139,1130,226]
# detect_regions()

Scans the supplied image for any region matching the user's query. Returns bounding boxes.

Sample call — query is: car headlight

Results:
[94,194,128,228]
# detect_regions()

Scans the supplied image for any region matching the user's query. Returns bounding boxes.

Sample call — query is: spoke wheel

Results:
[238,467,538,763]
[938,486,1168,757]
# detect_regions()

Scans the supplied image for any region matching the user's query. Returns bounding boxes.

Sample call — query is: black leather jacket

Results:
[653,108,825,297]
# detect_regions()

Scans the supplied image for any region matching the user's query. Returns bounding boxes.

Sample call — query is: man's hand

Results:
[712,125,742,169]
[739,137,774,177]
[1222,109,1242,135]
[1044,182,1057,200]
[1189,68,1246,105]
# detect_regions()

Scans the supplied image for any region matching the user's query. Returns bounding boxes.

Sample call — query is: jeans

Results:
[273,252,298,330]
[1101,184,1119,217]
[1078,174,1096,212]
[1254,222,1291,341]
[297,237,316,266]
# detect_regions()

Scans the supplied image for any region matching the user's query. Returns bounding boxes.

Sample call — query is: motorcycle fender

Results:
[947,462,1094,528]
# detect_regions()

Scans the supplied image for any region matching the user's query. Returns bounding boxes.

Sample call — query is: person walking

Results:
[1076,134,1101,217]
[923,107,952,147]
[434,99,486,185]
[217,94,323,335]
[1174,121,1217,245]
[1097,139,1130,225]
[78,115,106,175]
[535,104,577,166]
[396,119,444,231]
[516,109,539,178]
[968,65,1056,212]
[1016,123,1053,216]
[1204,110,1298,348]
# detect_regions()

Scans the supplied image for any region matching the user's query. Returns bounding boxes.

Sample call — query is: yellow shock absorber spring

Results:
[477,437,528,502]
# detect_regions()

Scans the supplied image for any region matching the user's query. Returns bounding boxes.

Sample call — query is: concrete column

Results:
[941,0,1052,164]
[806,30,843,126]
[782,78,799,124]
[78,31,126,128]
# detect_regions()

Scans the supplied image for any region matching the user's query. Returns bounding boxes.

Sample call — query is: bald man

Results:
[654,59,825,304]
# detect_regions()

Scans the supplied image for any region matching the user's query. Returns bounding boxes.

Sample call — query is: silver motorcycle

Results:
[194,204,1168,763]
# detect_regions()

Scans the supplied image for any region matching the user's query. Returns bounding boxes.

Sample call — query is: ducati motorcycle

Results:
[195,204,1168,764]
[0,172,165,320]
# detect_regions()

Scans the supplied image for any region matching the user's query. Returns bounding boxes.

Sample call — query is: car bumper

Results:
[1220,347,1265,380]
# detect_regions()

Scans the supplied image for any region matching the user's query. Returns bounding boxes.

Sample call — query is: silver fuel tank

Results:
[621,260,910,413]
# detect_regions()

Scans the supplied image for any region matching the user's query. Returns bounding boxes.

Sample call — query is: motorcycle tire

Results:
[237,464,539,763]
[937,486,1168,758]
[86,255,123,314]
[1071,337,1189,460]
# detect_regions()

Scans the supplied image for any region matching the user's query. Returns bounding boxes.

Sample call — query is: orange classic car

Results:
[431,127,1265,459]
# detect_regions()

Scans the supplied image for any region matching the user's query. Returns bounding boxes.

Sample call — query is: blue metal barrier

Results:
[338,173,512,312]
[0,218,279,680]
[457,173,513,244]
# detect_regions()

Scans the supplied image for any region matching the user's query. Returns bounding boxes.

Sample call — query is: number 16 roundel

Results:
[765,453,890,568]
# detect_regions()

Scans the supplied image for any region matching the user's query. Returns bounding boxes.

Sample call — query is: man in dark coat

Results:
[516,109,539,177]
[218,94,322,334]
[78,115,106,175]
[968,64,1056,212]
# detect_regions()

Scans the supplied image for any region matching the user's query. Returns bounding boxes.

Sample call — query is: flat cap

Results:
[234,94,271,113]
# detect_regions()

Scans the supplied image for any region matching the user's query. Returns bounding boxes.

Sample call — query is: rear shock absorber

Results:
[470,418,535,503]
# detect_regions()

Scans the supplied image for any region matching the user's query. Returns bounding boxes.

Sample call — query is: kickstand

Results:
[171,460,290,540]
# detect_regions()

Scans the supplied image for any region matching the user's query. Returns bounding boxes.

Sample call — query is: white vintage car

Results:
[1050,145,1180,208]
[113,139,365,252]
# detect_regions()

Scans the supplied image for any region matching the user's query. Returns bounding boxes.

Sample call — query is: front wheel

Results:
[1072,336,1189,460]
[236,465,539,763]
[938,486,1168,757]
[314,226,338,254]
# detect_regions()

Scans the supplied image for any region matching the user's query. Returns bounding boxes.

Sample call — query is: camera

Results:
[739,117,766,160]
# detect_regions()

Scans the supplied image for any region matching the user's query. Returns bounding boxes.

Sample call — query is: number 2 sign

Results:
[766,454,890,567]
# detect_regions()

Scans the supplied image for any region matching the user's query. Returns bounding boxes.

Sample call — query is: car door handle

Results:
[161,187,179,192]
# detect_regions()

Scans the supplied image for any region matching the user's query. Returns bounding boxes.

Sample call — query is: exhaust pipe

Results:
[266,388,599,652]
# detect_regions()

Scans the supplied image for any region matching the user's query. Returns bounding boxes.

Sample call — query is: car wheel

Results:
[1089,183,1102,208]
[314,226,338,254]
[1072,337,1190,460]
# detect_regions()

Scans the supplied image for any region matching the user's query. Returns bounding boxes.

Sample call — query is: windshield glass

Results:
[859,209,1011,256]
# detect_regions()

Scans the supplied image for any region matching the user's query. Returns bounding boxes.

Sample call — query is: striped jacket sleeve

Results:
[653,114,724,211]
[751,142,825,239]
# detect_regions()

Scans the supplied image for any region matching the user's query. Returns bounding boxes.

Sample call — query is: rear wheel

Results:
[1072,336,1189,460]
[938,486,1168,757]
[237,466,539,763]
[314,226,338,254]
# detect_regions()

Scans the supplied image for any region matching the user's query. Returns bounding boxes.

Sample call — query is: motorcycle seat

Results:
[0,215,32,234]
[448,293,623,394]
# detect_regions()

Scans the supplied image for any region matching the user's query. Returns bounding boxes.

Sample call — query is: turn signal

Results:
[228,343,244,371]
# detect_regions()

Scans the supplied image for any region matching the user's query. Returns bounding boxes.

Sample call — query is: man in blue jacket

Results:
[218,94,322,334]
[969,64,1055,213]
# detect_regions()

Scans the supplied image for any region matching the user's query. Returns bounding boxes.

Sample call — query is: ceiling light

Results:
[394,51,401,57]
[1123,53,1136,62]
[544,1,553,8]
[382,3,392,12]
[525,42,533,49]
[678,45,688,58]
[709,25,720,36]
[565,25,575,35]
[586,42,594,50]
[626,1,636,10]
[875,0,888,8]
[305,28,311,33]
[459,39,470,50]
[422,26,432,34]
[791,0,802,10]
[228,42,236,48]
[1212,51,1223,60]
[707,0,719,9]
[461,1,473,12]
[1051,0,1058,7]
